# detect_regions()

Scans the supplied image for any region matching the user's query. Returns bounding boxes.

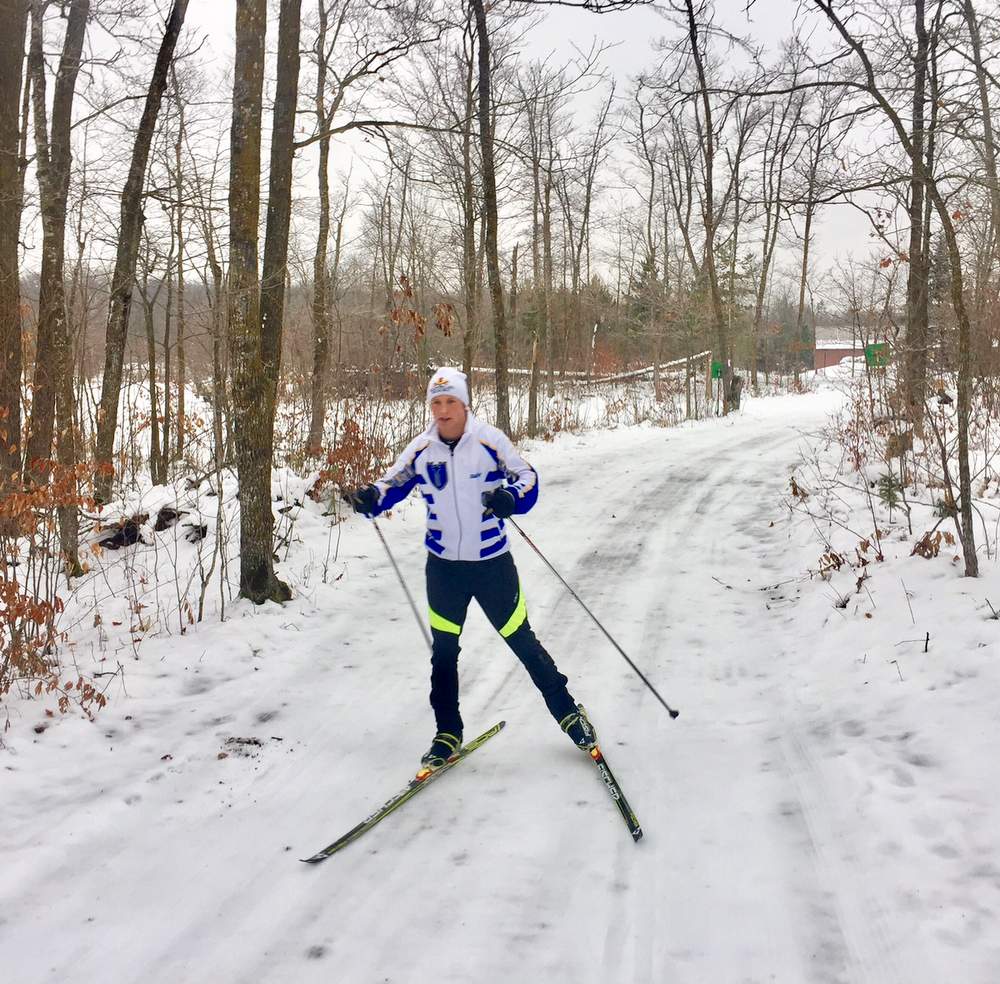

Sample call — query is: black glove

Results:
[482,487,516,519]
[343,484,379,516]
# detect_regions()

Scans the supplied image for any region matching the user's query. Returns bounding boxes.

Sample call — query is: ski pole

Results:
[508,518,680,720]
[371,518,433,652]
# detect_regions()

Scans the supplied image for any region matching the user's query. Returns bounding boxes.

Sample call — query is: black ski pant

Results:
[425,551,577,737]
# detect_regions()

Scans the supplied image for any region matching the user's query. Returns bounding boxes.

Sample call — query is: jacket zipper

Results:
[450,445,463,558]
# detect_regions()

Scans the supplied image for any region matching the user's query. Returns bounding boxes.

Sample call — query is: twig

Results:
[901,579,915,625]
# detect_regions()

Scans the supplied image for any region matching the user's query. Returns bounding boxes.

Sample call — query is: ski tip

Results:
[631,828,644,843]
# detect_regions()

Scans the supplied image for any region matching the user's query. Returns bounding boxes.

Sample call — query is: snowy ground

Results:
[3,382,1000,983]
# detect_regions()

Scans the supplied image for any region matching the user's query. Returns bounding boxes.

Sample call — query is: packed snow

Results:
[2,377,999,983]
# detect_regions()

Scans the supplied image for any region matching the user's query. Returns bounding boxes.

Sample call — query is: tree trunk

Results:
[904,0,929,427]
[139,265,164,485]
[229,0,298,605]
[172,69,187,463]
[160,237,173,483]
[24,0,89,486]
[0,0,28,493]
[543,153,555,398]
[24,0,88,573]
[460,37,477,400]
[510,242,518,363]
[198,201,229,469]
[307,0,332,454]
[683,0,732,412]
[471,0,510,432]
[962,0,1000,269]
[93,0,189,503]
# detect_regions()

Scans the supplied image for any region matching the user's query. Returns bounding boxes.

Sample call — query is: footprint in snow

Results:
[889,764,916,788]
[929,843,961,860]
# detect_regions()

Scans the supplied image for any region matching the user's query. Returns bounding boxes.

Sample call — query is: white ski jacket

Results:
[370,412,539,561]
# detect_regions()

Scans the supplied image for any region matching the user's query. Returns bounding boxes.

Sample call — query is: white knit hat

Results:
[426,367,470,407]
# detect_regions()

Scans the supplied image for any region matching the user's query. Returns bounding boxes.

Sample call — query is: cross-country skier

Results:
[345,367,595,771]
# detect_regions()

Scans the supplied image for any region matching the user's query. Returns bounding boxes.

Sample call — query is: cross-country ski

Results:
[302,721,506,863]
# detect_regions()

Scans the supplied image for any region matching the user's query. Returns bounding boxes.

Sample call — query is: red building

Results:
[813,337,865,369]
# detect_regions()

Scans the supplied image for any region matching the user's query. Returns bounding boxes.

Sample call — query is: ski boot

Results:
[419,731,463,772]
[560,705,597,751]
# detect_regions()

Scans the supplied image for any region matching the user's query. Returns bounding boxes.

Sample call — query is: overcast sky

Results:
[176,0,874,286]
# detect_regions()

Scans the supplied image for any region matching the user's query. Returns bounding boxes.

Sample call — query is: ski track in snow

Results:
[2,392,999,983]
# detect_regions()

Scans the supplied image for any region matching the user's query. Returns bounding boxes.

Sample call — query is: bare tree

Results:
[228,0,301,605]
[136,234,169,485]
[901,0,932,424]
[677,0,740,411]
[23,0,89,492]
[470,0,512,432]
[518,59,564,430]
[93,0,190,504]
[555,84,615,373]
[792,84,843,380]
[961,0,1000,275]
[407,15,484,396]
[810,0,979,576]
[23,0,90,574]
[748,88,803,388]
[302,0,439,449]
[0,0,29,493]
[169,63,188,464]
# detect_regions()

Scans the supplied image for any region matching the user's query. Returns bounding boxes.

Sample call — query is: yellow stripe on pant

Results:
[429,607,463,635]
[498,587,527,638]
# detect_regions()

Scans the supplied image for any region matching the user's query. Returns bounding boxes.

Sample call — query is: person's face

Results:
[431,395,467,440]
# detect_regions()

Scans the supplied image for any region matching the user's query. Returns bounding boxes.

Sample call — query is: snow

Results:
[3,380,1000,983]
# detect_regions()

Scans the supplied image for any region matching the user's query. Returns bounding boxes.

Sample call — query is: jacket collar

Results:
[424,409,478,447]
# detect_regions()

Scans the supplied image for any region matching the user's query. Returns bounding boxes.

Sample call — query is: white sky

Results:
[180,0,874,284]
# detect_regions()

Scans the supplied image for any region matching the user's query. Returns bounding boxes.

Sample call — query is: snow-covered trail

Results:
[1,392,988,983]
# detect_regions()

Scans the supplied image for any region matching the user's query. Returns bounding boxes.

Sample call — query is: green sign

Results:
[864,343,890,367]
[710,360,723,379]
